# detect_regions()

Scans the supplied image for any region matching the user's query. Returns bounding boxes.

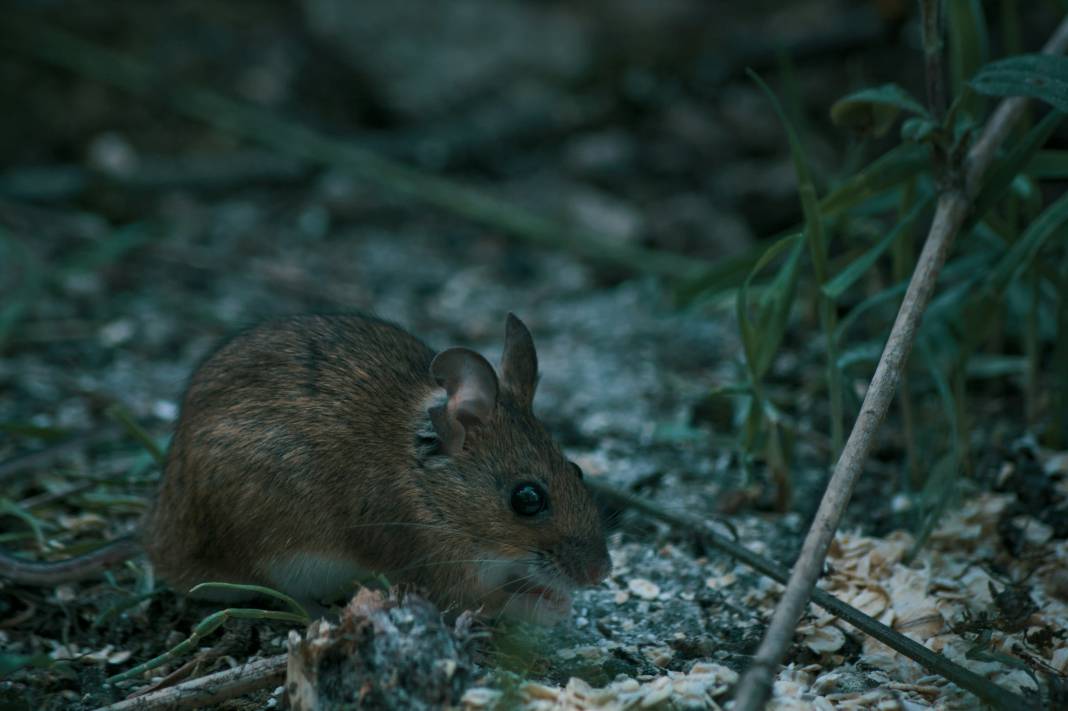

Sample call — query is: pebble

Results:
[628,578,661,600]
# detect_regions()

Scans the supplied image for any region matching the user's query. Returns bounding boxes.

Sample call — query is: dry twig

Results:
[732,14,1068,710]
[92,654,285,711]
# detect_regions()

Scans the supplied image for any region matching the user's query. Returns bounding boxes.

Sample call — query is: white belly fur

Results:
[266,553,371,604]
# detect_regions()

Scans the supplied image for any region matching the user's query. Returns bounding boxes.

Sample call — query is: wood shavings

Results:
[627,578,660,600]
[470,662,742,710]
[798,623,846,654]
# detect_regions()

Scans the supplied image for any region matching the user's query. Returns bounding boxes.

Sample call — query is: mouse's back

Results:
[145,314,437,595]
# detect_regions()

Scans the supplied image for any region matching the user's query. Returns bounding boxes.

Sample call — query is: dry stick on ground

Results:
[92,654,286,711]
[732,15,1068,711]
[586,481,1027,709]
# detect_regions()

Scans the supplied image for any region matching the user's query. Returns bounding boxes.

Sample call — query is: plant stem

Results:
[920,0,948,122]
[893,179,920,490]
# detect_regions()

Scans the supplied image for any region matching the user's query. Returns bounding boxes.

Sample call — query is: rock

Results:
[287,588,472,710]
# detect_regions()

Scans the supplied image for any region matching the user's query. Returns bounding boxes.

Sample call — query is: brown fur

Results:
[144,313,609,618]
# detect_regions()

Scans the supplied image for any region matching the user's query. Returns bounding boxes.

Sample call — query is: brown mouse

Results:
[1,313,610,624]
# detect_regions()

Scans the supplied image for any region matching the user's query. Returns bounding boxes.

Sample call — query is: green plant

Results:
[108,582,310,683]
[720,6,1068,535]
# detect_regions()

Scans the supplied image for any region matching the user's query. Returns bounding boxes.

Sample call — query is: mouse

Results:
[0,313,610,624]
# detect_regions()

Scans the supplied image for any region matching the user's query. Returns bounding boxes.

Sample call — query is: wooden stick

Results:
[93,654,285,711]
[732,15,1068,711]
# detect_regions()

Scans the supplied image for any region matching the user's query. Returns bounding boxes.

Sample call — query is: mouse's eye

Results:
[568,462,584,480]
[511,482,548,516]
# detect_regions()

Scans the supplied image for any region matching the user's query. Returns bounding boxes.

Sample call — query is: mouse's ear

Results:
[429,347,499,455]
[500,313,538,409]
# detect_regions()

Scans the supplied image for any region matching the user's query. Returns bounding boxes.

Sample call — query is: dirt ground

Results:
[1,1,1067,709]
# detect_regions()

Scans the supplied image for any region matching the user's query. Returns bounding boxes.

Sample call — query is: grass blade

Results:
[188,582,310,620]
[970,54,1068,112]
[750,69,845,455]
[106,405,165,465]
[820,144,929,217]
[947,0,989,111]
[970,109,1065,226]
[983,190,1068,299]
[1026,149,1068,178]
[831,83,929,137]
[823,194,935,300]
[737,234,805,382]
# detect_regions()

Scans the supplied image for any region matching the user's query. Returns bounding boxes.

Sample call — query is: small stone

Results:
[522,682,560,701]
[628,578,660,600]
[566,677,594,697]
[460,687,501,708]
[641,676,672,707]
[106,649,132,665]
[642,645,674,668]
[436,659,456,680]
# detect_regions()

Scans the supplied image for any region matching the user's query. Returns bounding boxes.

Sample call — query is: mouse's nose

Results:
[585,559,610,585]
[581,553,611,586]
[562,537,612,586]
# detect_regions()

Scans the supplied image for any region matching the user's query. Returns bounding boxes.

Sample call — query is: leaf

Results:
[0,653,52,677]
[0,422,71,441]
[106,405,165,465]
[983,190,1068,299]
[737,233,805,382]
[970,54,1068,112]
[837,341,883,371]
[970,109,1065,226]
[0,499,50,549]
[947,0,989,98]
[819,143,928,216]
[835,252,989,345]
[823,194,934,300]
[0,231,42,353]
[747,70,814,188]
[966,355,1027,379]
[831,84,929,137]
[60,222,159,273]
[901,116,940,143]
[673,243,765,303]
[188,582,310,620]
[1026,149,1068,178]
[751,69,845,454]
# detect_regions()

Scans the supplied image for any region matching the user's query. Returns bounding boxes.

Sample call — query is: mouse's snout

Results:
[581,557,611,587]
[562,537,611,587]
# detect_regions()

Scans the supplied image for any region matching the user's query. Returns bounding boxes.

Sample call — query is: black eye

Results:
[511,482,548,516]
[568,462,584,480]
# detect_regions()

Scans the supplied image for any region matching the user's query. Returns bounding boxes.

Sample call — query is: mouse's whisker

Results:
[486,572,538,610]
